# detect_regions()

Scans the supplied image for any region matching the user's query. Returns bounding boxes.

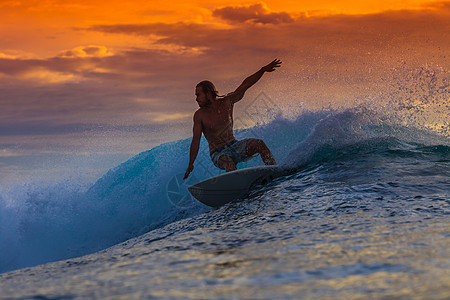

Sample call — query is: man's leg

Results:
[246,139,276,165]
[218,155,237,172]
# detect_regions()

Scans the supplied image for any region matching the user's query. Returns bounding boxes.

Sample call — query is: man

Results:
[183,59,282,179]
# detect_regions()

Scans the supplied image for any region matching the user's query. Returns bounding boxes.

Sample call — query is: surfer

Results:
[184,59,281,179]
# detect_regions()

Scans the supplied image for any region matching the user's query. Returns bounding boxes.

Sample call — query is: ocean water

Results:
[0,108,449,299]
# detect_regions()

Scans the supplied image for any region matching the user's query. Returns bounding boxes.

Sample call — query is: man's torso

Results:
[197,97,235,152]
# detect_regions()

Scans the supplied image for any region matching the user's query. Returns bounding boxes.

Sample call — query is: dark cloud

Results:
[0,121,90,136]
[0,56,86,77]
[212,3,294,24]
[57,45,110,58]
[0,47,208,141]
[423,0,450,10]
[84,5,450,52]
[85,22,222,49]
[0,121,173,136]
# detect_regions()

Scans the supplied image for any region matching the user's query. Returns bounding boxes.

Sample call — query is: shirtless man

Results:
[183,59,282,179]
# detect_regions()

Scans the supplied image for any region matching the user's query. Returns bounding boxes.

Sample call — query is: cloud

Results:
[86,22,217,42]
[152,113,191,122]
[84,4,450,54]
[0,46,205,136]
[21,67,81,84]
[0,46,113,84]
[421,0,450,10]
[0,121,90,136]
[0,56,89,84]
[58,45,114,58]
[0,50,40,60]
[0,52,17,59]
[212,3,294,24]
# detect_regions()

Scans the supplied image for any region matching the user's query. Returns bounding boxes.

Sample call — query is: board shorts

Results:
[210,138,256,169]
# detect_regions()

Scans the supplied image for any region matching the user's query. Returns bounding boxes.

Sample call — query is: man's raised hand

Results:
[261,59,282,72]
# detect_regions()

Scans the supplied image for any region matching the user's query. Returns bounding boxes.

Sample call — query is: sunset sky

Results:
[1,0,449,182]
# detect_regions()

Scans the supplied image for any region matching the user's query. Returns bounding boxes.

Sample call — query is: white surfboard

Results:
[188,165,285,207]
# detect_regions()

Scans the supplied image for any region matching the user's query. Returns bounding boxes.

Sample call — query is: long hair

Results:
[196,80,221,99]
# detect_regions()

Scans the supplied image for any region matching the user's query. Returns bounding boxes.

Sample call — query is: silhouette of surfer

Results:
[184,59,281,179]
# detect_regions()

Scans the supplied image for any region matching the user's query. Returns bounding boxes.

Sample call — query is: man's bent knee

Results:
[246,139,267,154]
[218,155,237,172]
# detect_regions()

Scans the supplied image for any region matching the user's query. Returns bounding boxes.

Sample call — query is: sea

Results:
[0,106,449,299]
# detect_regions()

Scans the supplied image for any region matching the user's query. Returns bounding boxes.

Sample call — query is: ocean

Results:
[0,107,449,299]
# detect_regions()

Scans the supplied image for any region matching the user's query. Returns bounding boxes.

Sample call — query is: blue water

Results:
[0,108,449,299]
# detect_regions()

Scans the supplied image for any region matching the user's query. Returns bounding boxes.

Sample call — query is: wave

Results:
[0,108,448,273]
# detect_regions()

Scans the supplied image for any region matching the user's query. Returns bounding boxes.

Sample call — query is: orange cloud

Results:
[58,45,114,58]
[20,68,81,84]
[83,2,450,64]
[0,52,17,59]
[213,3,294,24]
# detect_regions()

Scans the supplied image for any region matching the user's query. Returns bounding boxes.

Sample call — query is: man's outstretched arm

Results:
[184,112,202,179]
[228,59,282,104]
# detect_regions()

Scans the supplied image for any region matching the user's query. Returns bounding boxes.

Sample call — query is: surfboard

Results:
[188,165,284,207]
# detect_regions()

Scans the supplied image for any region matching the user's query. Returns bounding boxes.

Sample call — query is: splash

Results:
[376,63,449,137]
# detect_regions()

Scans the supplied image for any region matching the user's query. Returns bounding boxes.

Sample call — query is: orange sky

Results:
[0,1,449,180]
[0,0,446,57]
